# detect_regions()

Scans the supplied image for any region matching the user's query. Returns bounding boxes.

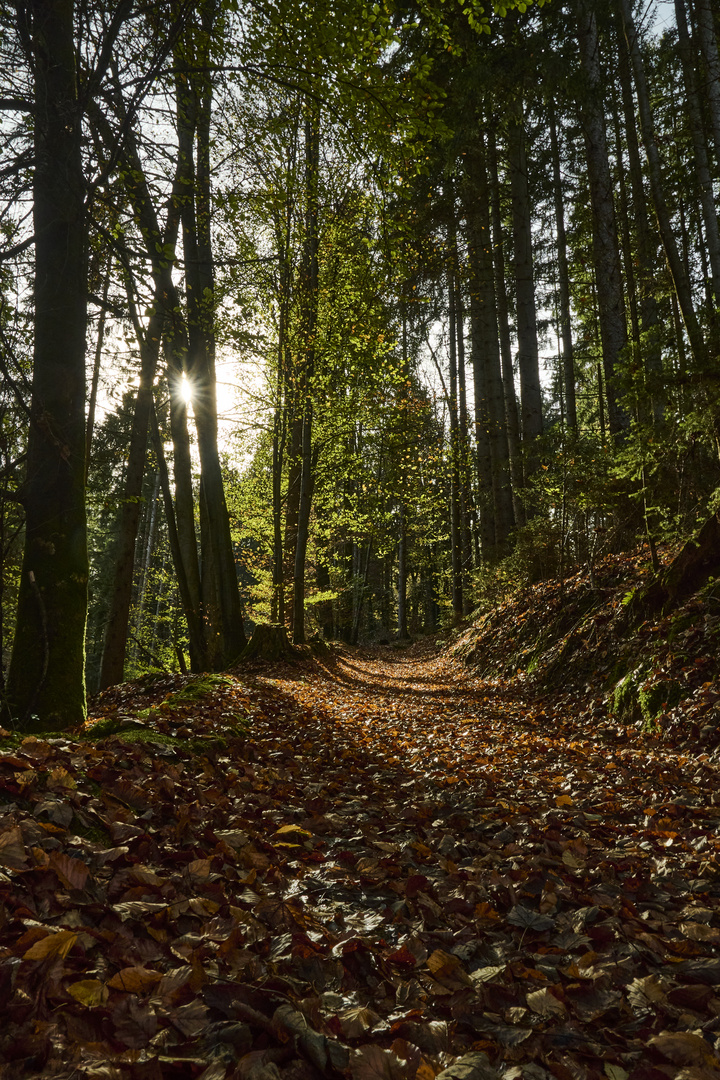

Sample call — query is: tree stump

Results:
[238,624,295,663]
[626,511,720,623]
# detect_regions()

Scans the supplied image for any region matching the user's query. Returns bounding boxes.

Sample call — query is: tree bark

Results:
[507,99,543,457]
[619,0,708,372]
[397,504,408,639]
[548,104,577,432]
[695,0,720,169]
[293,110,320,644]
[616,22,664,417]
[7,0,89,729]
[453,278,474,611]
[447,265,463,618]
[487,133,524,526]
[675,0,720,304]
[148,401,205,664]
[98,285,165,689]
[176,6,246,666]
[576,0,629,436]
[464,139,514,553]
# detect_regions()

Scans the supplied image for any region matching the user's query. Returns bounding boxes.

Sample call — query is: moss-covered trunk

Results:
[6,0,88,730]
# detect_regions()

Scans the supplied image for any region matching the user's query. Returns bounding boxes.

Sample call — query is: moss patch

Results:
[612,668,645,722]
[638,679,684,726]
[167,675,235,704]
[611,669,684,729]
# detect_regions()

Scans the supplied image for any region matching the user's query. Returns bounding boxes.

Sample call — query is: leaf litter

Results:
[0,636,719,1080]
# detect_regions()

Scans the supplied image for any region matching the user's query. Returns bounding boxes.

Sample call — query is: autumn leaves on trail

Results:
[1,645,720,1079]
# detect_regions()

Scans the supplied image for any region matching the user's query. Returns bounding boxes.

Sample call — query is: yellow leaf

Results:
[275,824,312,838]
[555,795,573,807]
[23,929,77,960]
[67,979,108,1007]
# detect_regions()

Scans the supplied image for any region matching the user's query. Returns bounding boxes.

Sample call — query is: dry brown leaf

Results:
[0,826,28,870]
[649,1031,720,1069]
[49,850,90,891]
[526,987,567,1017]
[23,929,77,960]
[107,966,163,993]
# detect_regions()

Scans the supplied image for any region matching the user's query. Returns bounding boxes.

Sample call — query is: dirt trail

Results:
[266,641,719,821]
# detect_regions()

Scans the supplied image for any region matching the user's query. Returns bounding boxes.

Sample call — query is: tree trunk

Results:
[351,537,373,644]
[619,0,708,372]
[507,98,543,457]
[85,273,109,481]
[549,104,577,432]
[616,22,663,417]
[447,266,463,618]
[453,271,474,611]
[7,0,89,730]
[293,110,320,644]
[675,0,720,304]
[148,401,205,664]
[576,0,629,436]
[176,10,246,666]
[271,251,290,625]
[397,504,408,639]
[464,140,514,553]
[695,0,720,168]
[98,290,164,689]
[98,74,205,669]
[487,133,524,526]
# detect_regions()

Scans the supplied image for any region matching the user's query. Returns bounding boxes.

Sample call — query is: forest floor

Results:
[2,578,720,1079]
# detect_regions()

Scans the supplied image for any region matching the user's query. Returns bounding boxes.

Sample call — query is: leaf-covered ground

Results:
[1,635,720,1080]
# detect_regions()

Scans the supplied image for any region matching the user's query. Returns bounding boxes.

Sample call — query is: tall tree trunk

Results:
[148,401,205,664]
[176,7,246,666]
[465,140,514,553]
[610,95,641,377]
[507,99,543,459]
[164,329,204,666]
[98,285,165,689]
[576,0,629,436]
[293,110,320,644]
[271,237,291,625]
[271,382,285,625]
[675,0,720,304]
[619,0,708,372]
[447,266,463,619]
[548,104,577,432]
[7,0,89,729]
[487,133,524,525]
[85,273,109,481]
[96,73,205,670]
[453,272,474,611]
[397,504,408,639]
[695,0,720,168]
[351,537,373,645]
[616,22,663,416]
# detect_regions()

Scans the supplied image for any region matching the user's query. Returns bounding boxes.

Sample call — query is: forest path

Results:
[263,639,715,822]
